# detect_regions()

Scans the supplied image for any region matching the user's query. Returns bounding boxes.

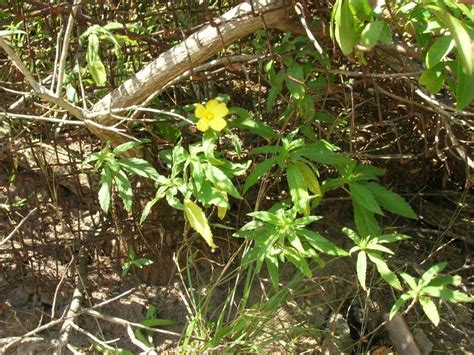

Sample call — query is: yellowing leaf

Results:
[294,161,321,196]
[184,199,217,251]
[217,206,227,220]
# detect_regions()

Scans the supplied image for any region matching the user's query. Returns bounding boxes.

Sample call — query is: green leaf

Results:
[287,163,310,215]
[357,250,367,290]
[243,156,278,193]
[425,35,454,69]
[288,233,306,254]
[103,22,125,31]
[140,186,167,224]
[140,318,178,327]
[389,295,409,320]
[367,252,402,290]
[353,200,380,238]
[374,233,411,244]
[422,287,474,303]
[314,112,336,123]
[86,33,100,64]
[86,33,107,86]
[294,161,321,196]
[334,0,358,55]
[113,140,143,155]
[98,166,112,214]
[360,21,390,49]
[286,64,305,100]
[366,243,395,255]
[119,158,159,180]
[342,227,361,244]
[295,145,355,169]
[427,275,462,288]
[303,94,316,120]
[266,255,280,290]
[248,210,280,225]
[431,8,472,75]
[399,272,418,290]
[455,62,474,109]
[206,165,241,199]
[299,230,348,256]
[184,199,217,251]
[349,182,384,215]
[284,248,312,278]
[419,296,440,326]
[419,64,447,94]
[113,169,133,213]
[419,262,447,288]
[230,108,277,140]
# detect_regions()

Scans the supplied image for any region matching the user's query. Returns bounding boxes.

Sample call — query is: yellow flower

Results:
[195,99,229,132]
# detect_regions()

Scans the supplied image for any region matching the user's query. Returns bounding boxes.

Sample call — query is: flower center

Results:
[205,111,214,121]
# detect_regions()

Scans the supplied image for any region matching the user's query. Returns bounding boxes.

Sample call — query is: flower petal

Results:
[206,100,229,119]
[195,104,207,120]
[196,118,210,132]
[210,117,227,131]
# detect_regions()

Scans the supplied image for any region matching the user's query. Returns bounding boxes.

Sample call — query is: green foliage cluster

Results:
[78,3,473,343]
[2,0,473,351]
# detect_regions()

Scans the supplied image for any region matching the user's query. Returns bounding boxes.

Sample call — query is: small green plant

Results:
[244,130,352,215]
[235,203,347,289]
[343,227,409,291]
[389,262,474,326]
[135,305,177,347]
[122,247,153,276]
[83,140,160,214]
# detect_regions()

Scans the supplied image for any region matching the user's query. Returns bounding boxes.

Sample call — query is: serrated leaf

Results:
[294,161,321,196]
[422,287,474,303]
[119,158,159,180]
[230,108,277,139]
[419,262,447,287]
[266,255,280,290]
[299,230,348,256]
[357,250,367,290]
[353,200,381,238]
[399,272,418,290]
[428,275,462,288]
[367,252,402,290]
[425,35,454,69]
[113,140,143,155]
[389,296,408,320]
[206,165,241,199]
[342,227,361,243]
[419,296,440,326]
[287,163,310,215]
[243,156,278,193]
[366,243,394,255]
[349,182,384,215]
[140,187,167,224]
[361,184,416,219]
[184,199,217,251]
[374,233,411,244]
